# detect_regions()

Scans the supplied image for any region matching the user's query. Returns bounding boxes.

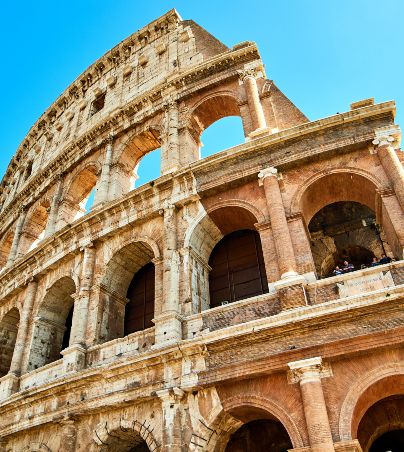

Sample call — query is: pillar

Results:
[93,134,114,206]
[59,419,77,452]
[288,357,334,452]
[161,100,181,174]
[9,278,38,376]
[44,174,64,237]
[373,129,404,211]
[242,72,267,132]
[7,207,27,266]
[157,387,186,451]
[64,243,96,371]
[153,204,182,346]
[258,167,297,279]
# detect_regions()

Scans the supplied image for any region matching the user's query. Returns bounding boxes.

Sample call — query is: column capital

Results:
[258,167,278,185]
[156,387,185,403]
[288,356,332,384]
[372,125,401,148]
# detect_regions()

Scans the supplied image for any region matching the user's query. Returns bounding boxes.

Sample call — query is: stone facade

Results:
[0,9,403,452]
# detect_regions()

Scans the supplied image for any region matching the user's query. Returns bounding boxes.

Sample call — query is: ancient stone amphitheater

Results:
[0,9,403,452]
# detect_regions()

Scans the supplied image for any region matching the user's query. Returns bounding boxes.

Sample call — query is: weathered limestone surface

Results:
[0,9,403,452]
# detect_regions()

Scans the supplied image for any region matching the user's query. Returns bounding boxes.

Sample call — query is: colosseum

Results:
[0,9,403,452]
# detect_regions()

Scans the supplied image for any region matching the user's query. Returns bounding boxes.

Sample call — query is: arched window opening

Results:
[200,116,245,159]
[20,202,50,254]
[24,161,33,181]
[28,277,76,370]
[0,229,15,268]
[70,168,98,221]
[189,94,245,161]
[131,148,161,189]
[225,419,292,452]
[0,308,20,377]
[100,241,156,343]
[120,129,161,195]
[125,262,155,336]
[357,395,404,452]
[209,229,268,308]
[308,201,388,277]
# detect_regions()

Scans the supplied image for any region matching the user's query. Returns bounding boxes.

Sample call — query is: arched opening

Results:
[308,201,385,277]
[125,262,155,335]
[0,228,15,268]
[200,116,245,159]
[19,201,50,255]
[187,204,268,313]
[118,129,161,195]
[223,405,293,452]
[0,307,20,377]
[357,395,404,452]
[299,173,397,278]
[209,230,268,308]
[225,419,292,452]
[189,94,245,160]
[99,241,156,343]
[28,277,76,370]
[60,165,98,225]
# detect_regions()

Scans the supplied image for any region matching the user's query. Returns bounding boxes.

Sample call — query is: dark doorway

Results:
[125,262,155,335]
[60,305,74,354]
[225,419,292,452]
[208,229,268,308]
[370,429,404,452]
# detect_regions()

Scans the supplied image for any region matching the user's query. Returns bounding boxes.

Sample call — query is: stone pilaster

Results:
[71,243,96,345]
[59,419,77,452]
[93,134,114,206]
[157,387,186,452]
[288,357,334,452]
[154,204,182,346]
[9,278,38,377]
[258,167,298,279]
[44,174,64,238]
[373,126,404,211]
[161,99,181,174]
[241,71,267,133]
[7,207,27,266]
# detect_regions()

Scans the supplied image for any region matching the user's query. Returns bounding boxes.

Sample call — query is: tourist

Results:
[333,266,343,276]
[370,257,380,267]
[342,260,354,272]
[379,254,392,265]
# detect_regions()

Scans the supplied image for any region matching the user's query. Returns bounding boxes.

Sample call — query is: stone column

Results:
[161,100,181,174]
[157,387,186,452]
[44,174,64,238]
[288,357,334,452]
[93,134,114,206]
[258,167,297,279]
[9,278,38,376]
[242,72,267,132]
[153,204,182,346]
[373,127,404,211]
[7,207,27,266]
[59,419,77,452]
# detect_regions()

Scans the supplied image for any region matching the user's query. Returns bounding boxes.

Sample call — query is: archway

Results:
[357,395,404,452]
[27,277,76,370]
[99,240,157,343]
[296,172,397,277]
[0,307,20,377]
[60,164,98,225]
[308,201,385,277]
[222,405,293,452]
[19,201,50,255]
[186,203,268,313]
[0,228,15,268]
[209,229,268,308]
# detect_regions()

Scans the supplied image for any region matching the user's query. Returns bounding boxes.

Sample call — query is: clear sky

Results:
[1,0,403,184]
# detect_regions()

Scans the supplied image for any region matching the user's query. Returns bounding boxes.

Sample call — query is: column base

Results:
[0,373,19,401]
[274,275,307,310]
[61,344,86,373]
[152,312,183,348]
[247,126,271,140]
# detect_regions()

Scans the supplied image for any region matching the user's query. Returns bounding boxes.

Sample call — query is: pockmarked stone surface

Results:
[0,9,403,452]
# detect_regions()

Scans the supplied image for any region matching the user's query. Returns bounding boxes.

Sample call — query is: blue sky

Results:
[1,0,403,185]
